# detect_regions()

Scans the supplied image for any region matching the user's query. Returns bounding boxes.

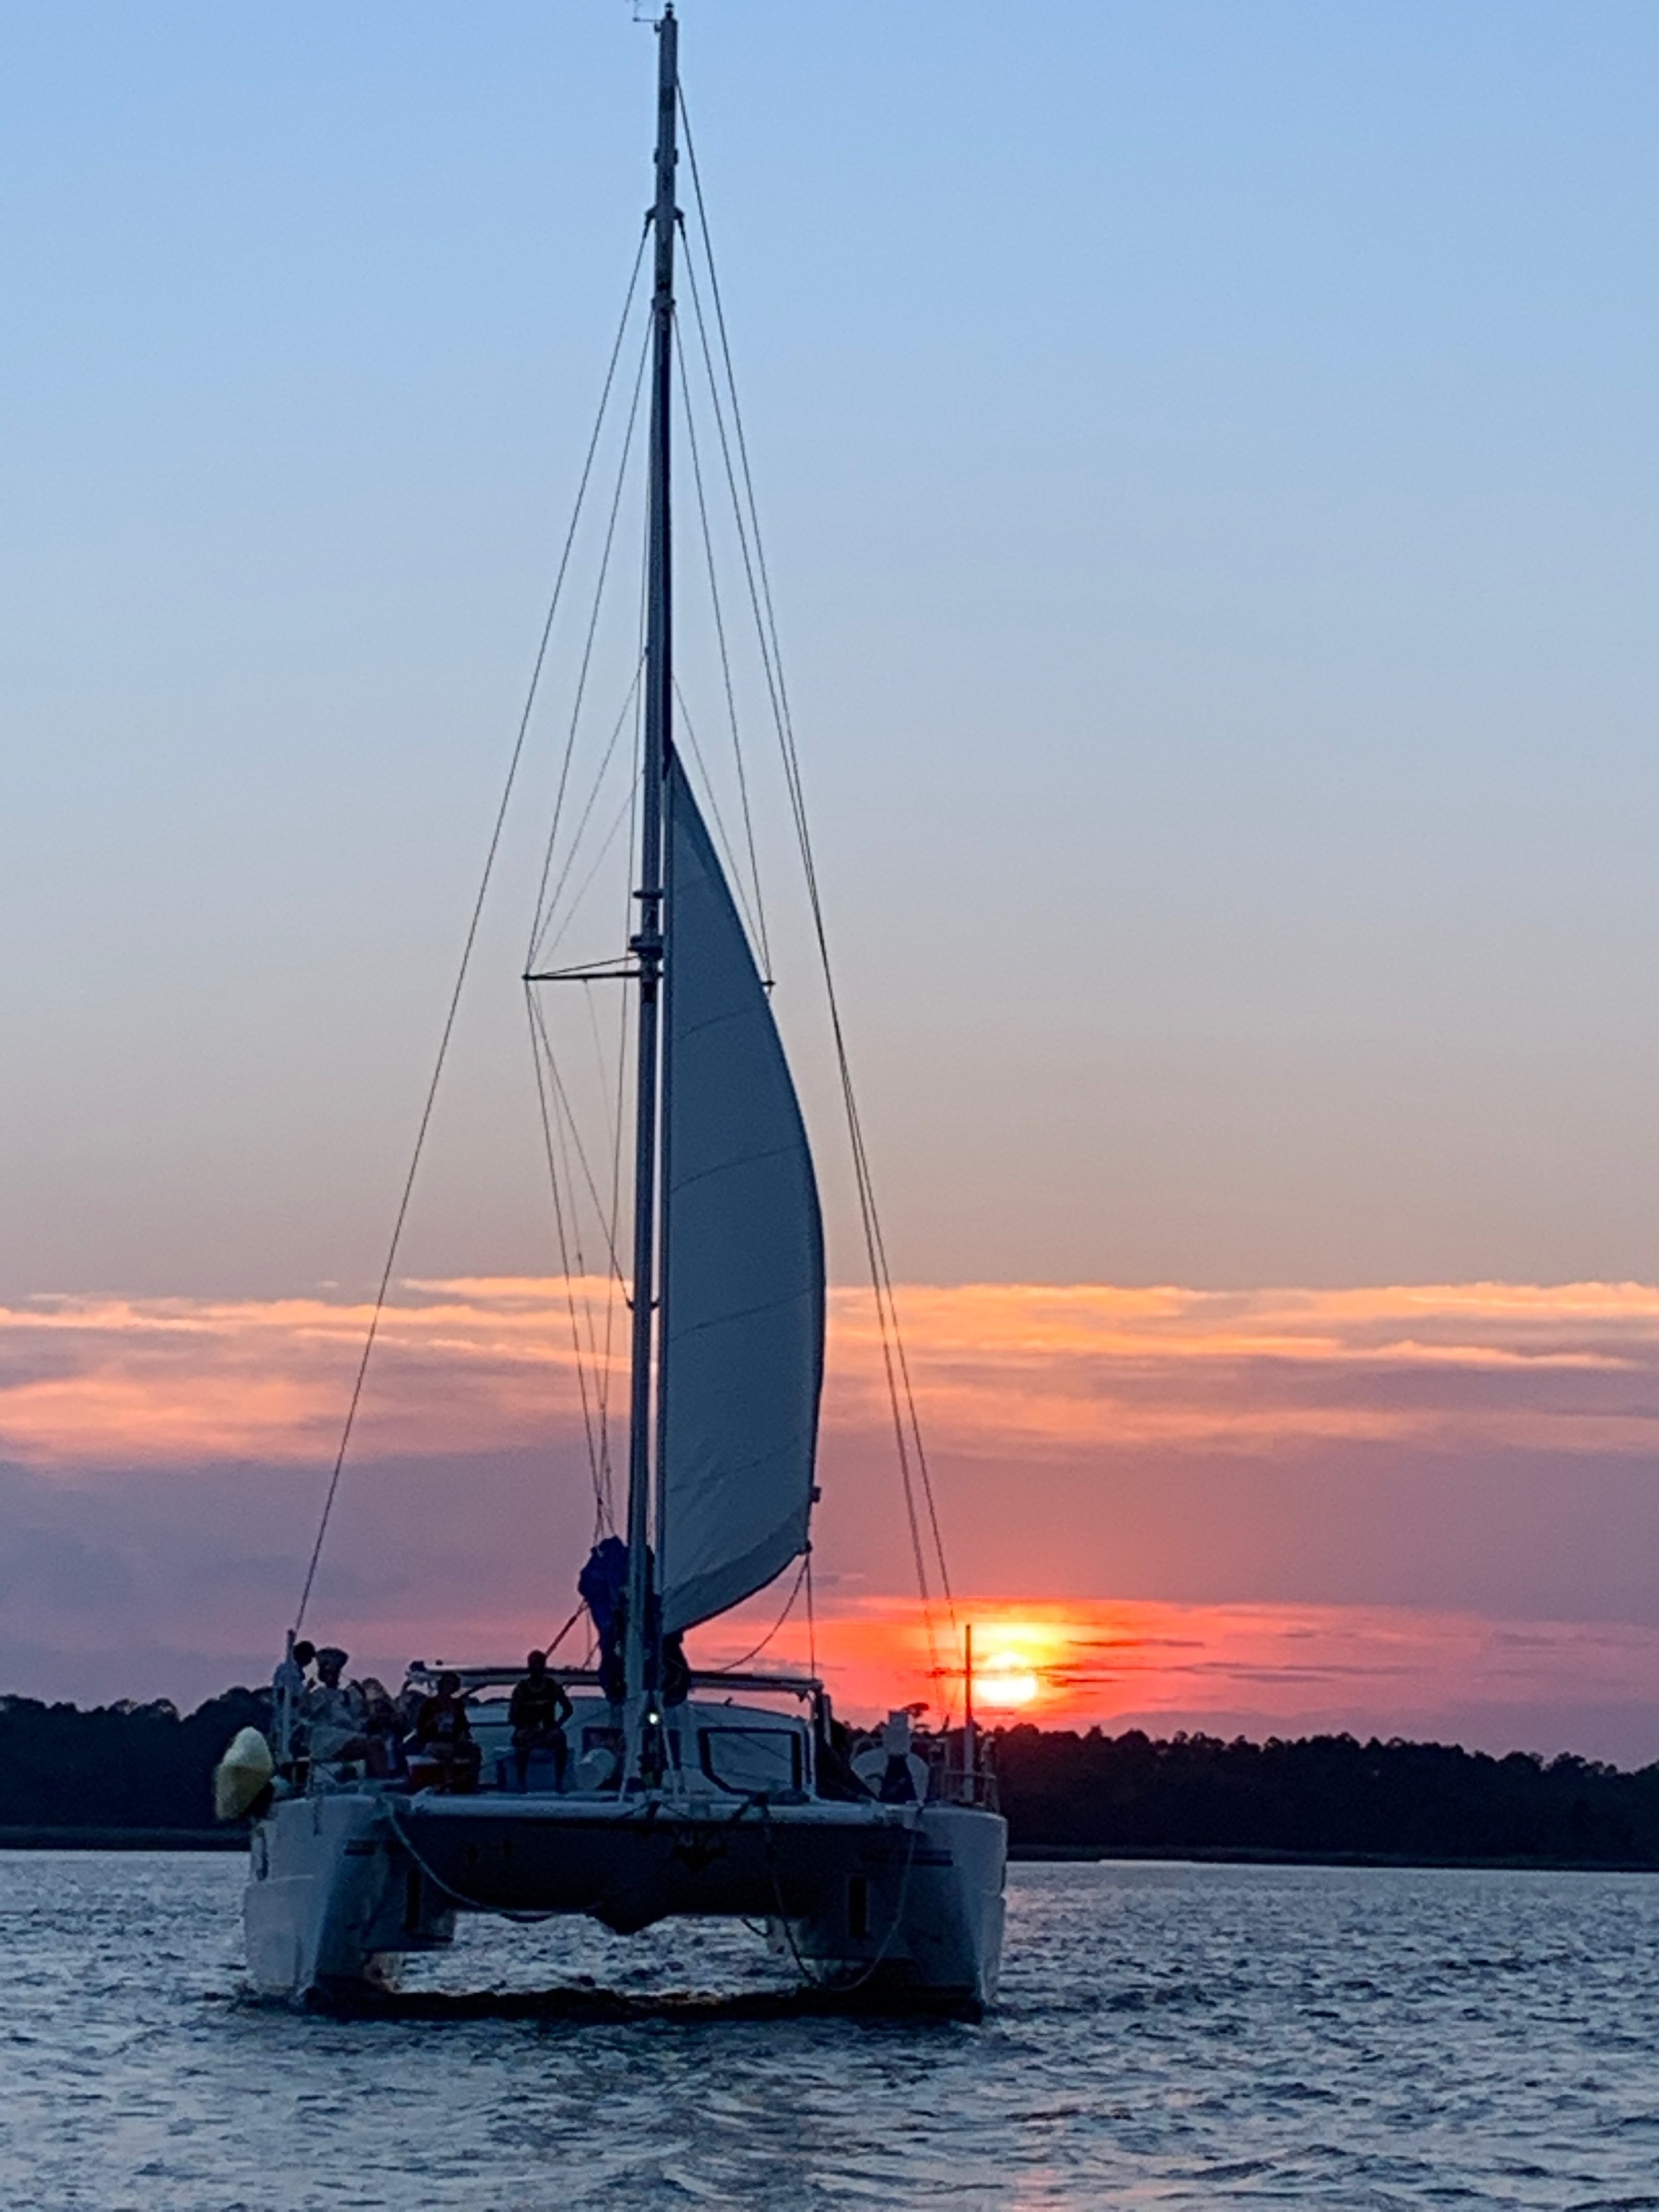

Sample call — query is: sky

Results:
[6,3,1659,1753]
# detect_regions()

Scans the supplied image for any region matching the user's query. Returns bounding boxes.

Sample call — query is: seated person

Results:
[304,1646,368,1765]
[509,1649,573,1791]
[358,1678,407,1781]
[411,1671,481,1793]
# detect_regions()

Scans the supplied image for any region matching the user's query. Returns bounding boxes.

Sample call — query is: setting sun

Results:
[974,1651,1043,1708]
[961,1617,1075,1712]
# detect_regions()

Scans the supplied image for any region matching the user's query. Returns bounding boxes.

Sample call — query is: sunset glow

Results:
[961,1619,1076,1712]
[7,1276,1659,1758]
[7,1274,1659,1468]
[679,1595,1659,1762]
[972,1653,1043,1709]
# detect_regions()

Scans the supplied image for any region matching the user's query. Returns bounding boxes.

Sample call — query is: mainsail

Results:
[658,755,825,1634]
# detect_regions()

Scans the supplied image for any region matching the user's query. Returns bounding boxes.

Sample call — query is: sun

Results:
[956,1617,1074,1712]
[974,1650,1042,1710]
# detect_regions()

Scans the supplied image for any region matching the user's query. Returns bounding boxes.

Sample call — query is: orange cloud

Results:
[11,1276,1659,1755]
[0,1281,617,1467]
[7,1275,1659,1469]
[687,1591,1659,1755]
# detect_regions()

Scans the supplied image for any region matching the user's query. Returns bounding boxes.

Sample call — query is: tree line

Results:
[993,1724,1659,1864]
[3,1690,1658,1864]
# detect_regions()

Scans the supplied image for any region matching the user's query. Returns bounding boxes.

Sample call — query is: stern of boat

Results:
[244,1791,453,2002]
[780,1803,1008,2015]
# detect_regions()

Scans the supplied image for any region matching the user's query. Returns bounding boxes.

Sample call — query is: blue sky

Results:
[7,1,1659,1299]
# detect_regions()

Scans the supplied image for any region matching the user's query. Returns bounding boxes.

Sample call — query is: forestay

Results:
[658,755,825,1635]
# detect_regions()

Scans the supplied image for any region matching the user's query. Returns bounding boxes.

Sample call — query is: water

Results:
[3,1852,1658,2209]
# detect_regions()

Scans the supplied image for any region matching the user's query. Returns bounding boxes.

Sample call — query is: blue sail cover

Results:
[658,757,825,1635]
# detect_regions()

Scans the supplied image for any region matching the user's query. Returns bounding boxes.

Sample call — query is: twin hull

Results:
[245,1789,1007,2013]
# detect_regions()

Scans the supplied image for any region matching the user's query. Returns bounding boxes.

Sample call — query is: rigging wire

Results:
[528,988,630,1288]
[291,230,651,1636]
[713,1555,810,1673]
[672,309,770,973]
[525,984,613,1533]
[599,516,653,1500]
[528,317,653,972]
[534,757,642,972]
[682,119,954,1620]
[520,242,650,1526]
[523,451,658,1560]
[678,88,958,1699]
[543,1602,585,1657]
[678,242,944,1655]
[671,676,766,956]
[581,973,628,1498]
[297,94,958,1701]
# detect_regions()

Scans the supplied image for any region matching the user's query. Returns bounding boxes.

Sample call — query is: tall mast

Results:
[623,4,678,1749]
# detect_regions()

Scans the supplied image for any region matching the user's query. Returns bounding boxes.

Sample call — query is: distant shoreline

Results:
[8,1698,1657,1867]
[0,1826,245,1851]
[1,1828,1654,1872]
[1009,1842,1659,1873]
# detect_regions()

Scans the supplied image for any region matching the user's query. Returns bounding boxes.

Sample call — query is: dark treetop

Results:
[0,1688,269,1833]
[993,1724,1659,1865]
[5,1693,1659,1864]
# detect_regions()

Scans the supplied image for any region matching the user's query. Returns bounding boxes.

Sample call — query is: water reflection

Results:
[3,1852,1659,2207]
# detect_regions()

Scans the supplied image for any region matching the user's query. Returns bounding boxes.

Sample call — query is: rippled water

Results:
[3,1851,1659,2207]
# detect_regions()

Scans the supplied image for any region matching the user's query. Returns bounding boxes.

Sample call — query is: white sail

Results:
[658,756,825,1635]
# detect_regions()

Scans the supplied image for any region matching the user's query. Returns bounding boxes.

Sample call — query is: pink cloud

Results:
[688,1593,1659,1759]
[7,1275,1659,1469]
[0,1281,615,1467]
[7,1276,1659,1757]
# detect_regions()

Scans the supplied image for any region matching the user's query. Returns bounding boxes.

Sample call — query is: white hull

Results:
[245,1787,1005,2014]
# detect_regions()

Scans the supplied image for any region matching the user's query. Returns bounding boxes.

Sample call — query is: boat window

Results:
[697,1726,802,1797]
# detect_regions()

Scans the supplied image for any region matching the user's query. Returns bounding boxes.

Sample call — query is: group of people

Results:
[271,1643,574,1795]
[271,1641,408,1777]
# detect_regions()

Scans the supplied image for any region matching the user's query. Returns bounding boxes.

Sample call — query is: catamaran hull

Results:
[244,1793,1005,2012]
[243,1793,457,1999]
[780,1803,1007,2010]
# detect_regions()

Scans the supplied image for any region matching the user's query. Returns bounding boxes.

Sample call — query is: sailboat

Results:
[240,9,1007,2014]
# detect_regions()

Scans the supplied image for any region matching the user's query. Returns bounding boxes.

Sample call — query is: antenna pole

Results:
[622,3,678,1773]
[963,1623,976,1796]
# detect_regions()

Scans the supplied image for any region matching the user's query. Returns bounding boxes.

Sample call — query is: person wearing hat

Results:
[305,1646,367,1765]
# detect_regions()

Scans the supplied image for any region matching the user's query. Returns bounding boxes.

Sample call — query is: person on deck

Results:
[305,1647,368,1765]
[508,1650,574,1792]
[271,1639,316,1704]
[412,1671,482,1793]
[271,1640,316,1763]
[358,1679,407,1781]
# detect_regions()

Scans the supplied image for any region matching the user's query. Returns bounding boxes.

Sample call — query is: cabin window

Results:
[697,1726,803,1797]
